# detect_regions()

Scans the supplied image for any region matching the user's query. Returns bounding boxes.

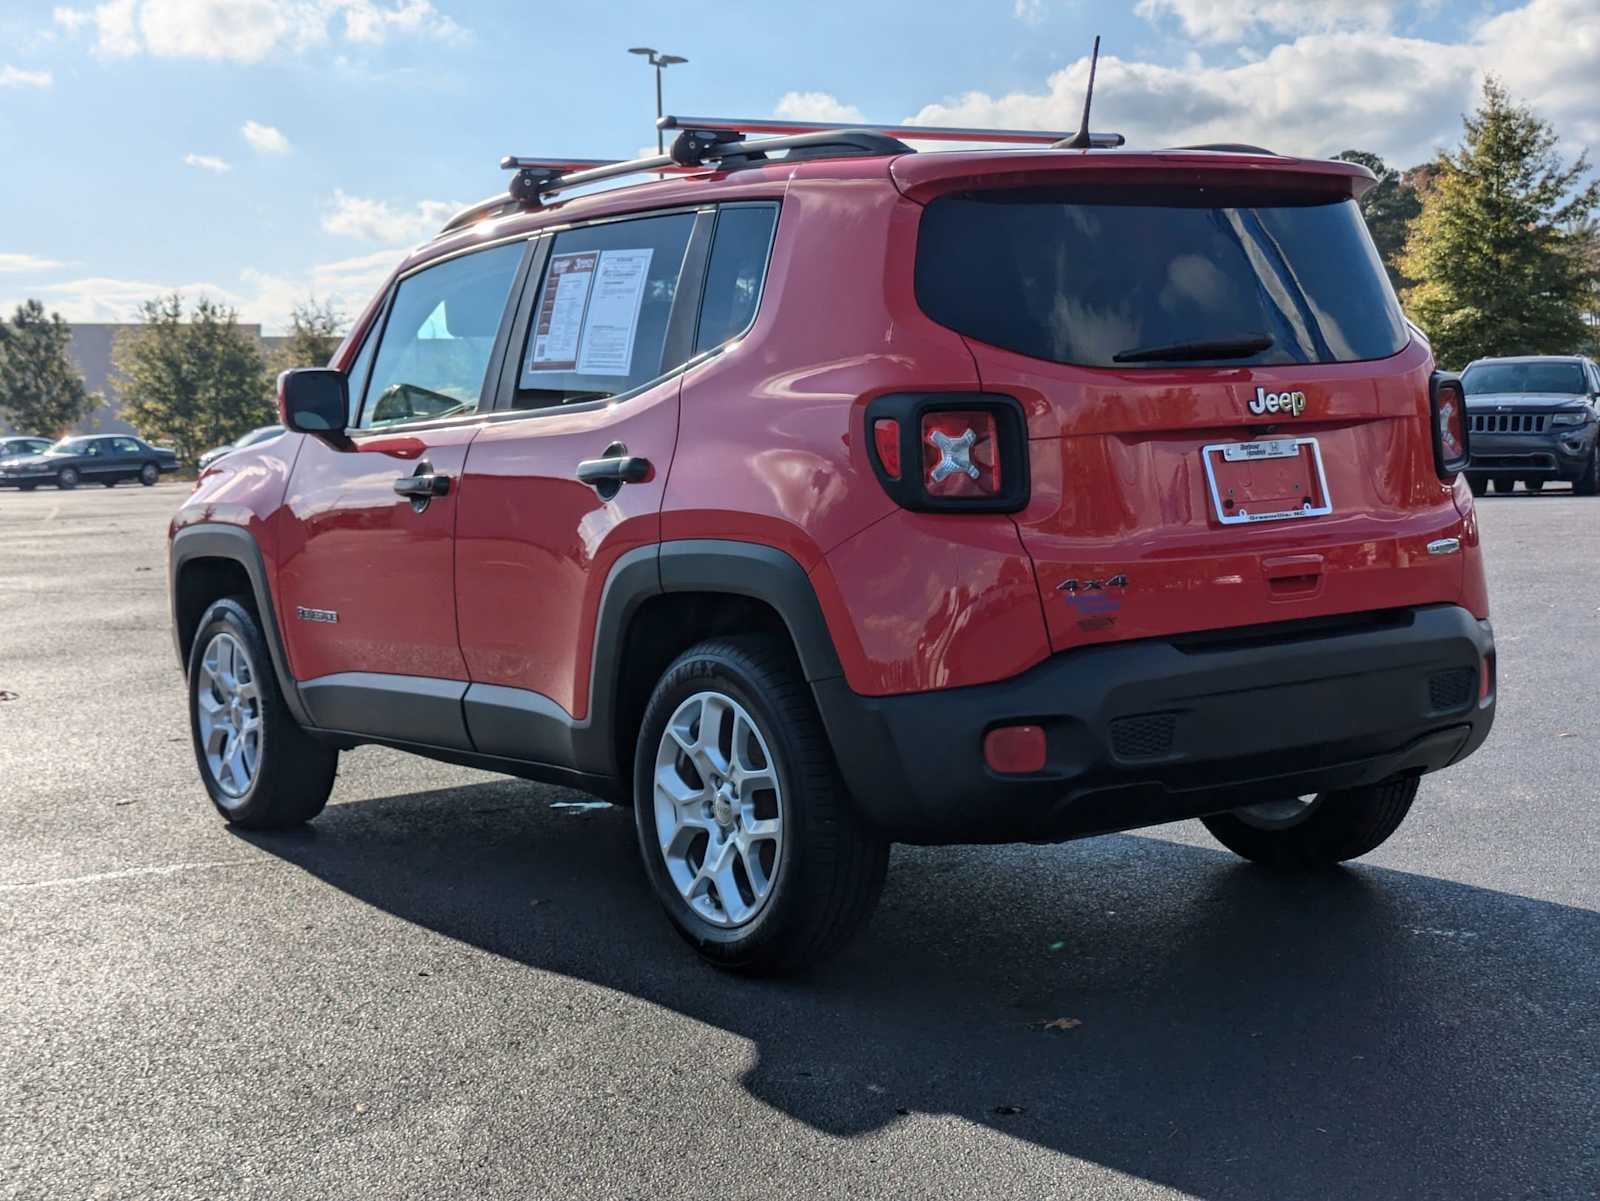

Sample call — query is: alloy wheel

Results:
[195,631,263,801]
[652,690,785,928]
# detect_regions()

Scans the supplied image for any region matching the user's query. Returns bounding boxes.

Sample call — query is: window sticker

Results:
[528,251,597,372]
[525,247,654,378]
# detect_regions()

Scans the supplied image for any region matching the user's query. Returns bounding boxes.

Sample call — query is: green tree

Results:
[114,294,271,465]
[0,299,98,436]
[1336,149,1422,294]
[1400,77,1600,367]
[267,298,346,378]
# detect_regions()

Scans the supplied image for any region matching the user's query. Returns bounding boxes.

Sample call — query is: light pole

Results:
[628,47,688,154]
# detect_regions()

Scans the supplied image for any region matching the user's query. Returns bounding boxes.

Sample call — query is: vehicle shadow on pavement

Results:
[238,779,1599,1200]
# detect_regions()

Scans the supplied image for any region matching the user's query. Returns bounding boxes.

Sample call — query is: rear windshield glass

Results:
[915,187,1408,369]
[1462,361,1586,395]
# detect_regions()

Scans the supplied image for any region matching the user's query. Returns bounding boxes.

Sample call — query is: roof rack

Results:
[439,112,1127,235]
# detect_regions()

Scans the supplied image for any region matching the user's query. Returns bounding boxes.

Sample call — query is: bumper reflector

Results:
[983,724,1047,774]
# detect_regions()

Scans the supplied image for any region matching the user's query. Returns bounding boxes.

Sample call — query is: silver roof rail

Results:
[439,113,1125,235]
[657,114,1125,149]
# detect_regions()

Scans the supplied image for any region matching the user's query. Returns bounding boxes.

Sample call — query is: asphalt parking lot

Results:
[2,482,1596,1201]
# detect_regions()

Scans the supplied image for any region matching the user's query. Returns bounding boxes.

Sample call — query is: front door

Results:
[277,238,529,746]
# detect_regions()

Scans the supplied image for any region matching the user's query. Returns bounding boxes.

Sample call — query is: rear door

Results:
[912,177,1463,652]
[454,208,717,763]
[109,437,144,481]
[278,239,529,746]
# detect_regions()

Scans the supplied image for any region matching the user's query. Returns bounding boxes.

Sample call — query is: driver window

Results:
[358,241,525,430]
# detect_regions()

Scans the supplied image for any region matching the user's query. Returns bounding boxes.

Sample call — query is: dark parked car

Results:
[0,436,52,462]
[197,424,285,472]
[0,434,179,490]
[1461,355,1600,495]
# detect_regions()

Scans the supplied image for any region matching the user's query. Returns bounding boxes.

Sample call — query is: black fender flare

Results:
[169,524,312,726]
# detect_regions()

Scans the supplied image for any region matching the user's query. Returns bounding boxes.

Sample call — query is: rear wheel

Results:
[1574,446,1600,496]
[140,462,160,486]
[1490,475,1516,494]
[1201,777,1419,869]
[56,466,79,490]
[187,597,337,828]
[634,636,888,974]
[1466,476,1488,497]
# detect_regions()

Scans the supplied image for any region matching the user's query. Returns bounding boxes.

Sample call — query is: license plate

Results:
[1202,437,1332,525]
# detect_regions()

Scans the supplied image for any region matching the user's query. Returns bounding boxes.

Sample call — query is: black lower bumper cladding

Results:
[815,604,1495,845]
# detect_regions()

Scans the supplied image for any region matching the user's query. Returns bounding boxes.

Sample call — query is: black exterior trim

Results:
[658,540,842,682]
[299,672,473,750]
[815,603,1496,845]
[169,524,312,726]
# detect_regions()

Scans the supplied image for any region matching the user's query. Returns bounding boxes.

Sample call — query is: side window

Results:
[695,205,778,354]
[83,440,104,457]
[343,315,381,426]
[358,241,524,430]
[516,212,695,408]
[112,438,141,454]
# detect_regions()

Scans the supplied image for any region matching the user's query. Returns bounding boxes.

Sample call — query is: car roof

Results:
[1467,355,1589,365]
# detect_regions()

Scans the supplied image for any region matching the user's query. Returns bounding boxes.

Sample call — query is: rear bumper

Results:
[815,604,1495,845]
[1466,426,1596,479]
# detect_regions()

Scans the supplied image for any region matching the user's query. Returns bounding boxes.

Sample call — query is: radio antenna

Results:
[1060,36,1103,150]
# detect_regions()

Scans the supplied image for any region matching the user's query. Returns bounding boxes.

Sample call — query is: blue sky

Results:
[0,0,1595,331]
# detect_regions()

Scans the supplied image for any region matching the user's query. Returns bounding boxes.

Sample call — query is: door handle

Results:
[576,442,651,499]
[393,460,451,508]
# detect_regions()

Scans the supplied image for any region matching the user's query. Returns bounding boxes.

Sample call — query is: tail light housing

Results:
[1430,371,1470,481]
[864,393,1029,512]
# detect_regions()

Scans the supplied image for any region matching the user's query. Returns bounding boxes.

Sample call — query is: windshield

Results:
[1462,361,1587,396]
[46,438,89,455]
[915,186,1407,368]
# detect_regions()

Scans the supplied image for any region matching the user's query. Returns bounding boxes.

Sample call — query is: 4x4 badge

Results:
[1248,387,1307,417]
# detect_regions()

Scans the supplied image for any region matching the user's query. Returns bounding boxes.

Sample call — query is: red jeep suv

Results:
[170,115,1495,973]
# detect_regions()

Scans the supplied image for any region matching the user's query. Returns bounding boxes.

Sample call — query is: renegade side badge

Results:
[296,606,339,624]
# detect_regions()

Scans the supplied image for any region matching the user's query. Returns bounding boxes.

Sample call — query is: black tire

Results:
[18,482,37,492]
[633,635,888,975]
[56,467,78,490]
[186,597,337,829]
[1490,475,1516,494]
[1523,478,1544,493]
[101,479,117,488]
[1201,777,1419,870]
[1467,476,1488,497]
[1574,447,1600,496]
[140,462,159,486]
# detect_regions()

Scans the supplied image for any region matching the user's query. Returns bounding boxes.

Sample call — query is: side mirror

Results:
[278,368,349,439]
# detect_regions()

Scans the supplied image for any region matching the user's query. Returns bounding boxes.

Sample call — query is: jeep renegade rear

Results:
[170,113,1495,974]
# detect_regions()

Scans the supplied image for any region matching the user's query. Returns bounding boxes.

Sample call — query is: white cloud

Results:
[904,1,1600,171]
[1012,0,1044,24]
[0,254,66,274]
[4,276,247,324]
[1135,0,1401,42]
[321,189,460,243]
[241,120,291,155]
[774,91,865,124]
[1,65,55,87]
[183,153,231,173]
[0,247,405,331]
[53,0,463,63]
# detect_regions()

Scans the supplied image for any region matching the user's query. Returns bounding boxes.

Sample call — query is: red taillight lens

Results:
[872,418,901,479]
[921,410,1000,498]
[1430,372,1471,480]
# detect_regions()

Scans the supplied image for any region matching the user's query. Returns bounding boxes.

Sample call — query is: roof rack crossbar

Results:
[439,112,1128,236]
[658,113,1124,148]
